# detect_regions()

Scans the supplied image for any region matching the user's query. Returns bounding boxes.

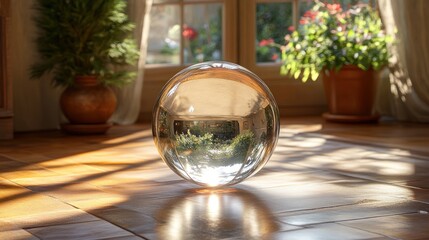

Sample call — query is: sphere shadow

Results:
[155,187,280,239]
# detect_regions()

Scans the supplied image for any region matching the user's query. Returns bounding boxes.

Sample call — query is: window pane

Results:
[256,3,293,63]
[299,0,315,17]
[184,4,223,64]
[147,5,181,65]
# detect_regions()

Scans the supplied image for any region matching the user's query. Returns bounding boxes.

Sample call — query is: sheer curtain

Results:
[110,0,153,124]
[11,0,152,132]
[377,0,429,122]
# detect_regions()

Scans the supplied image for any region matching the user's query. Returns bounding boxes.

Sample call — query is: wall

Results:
[0,0,13,139]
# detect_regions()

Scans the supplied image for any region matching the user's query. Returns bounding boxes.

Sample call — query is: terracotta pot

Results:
[60,76,117,124]
[322,65,379,122]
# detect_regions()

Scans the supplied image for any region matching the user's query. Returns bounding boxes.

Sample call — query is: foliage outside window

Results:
[256,3,293,64]
[279,0,391,81]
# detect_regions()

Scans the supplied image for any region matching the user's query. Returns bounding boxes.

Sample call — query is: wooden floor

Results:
[1,117,429,240]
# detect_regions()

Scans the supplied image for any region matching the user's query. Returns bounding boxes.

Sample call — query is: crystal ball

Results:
[152,61,279,187]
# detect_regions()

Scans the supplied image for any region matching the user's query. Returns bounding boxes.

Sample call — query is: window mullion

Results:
[180,0,185,65]
[293,0,298,28]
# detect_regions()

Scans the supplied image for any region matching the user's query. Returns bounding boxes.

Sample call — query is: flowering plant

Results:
[281,0,392,82]
[182,25,198,41]
[257,38,280,62]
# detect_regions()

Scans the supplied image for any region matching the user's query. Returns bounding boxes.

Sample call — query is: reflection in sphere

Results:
[152,61,279,187]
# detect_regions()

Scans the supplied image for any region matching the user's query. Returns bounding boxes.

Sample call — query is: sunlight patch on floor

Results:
[102,129,153,145]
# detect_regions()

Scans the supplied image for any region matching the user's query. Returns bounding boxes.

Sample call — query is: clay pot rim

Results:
[74,75,99,87]
[324,65,376,72]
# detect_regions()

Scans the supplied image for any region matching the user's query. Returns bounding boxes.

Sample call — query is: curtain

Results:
[110,0,153,124]
[376,0,429,122]
[11,0,152,132]
[11,0,62,132]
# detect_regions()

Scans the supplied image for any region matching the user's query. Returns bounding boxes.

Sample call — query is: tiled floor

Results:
[1,117,429,240]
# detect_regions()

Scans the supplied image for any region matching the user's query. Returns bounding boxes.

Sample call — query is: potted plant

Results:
[31,0,139,133]
[280,1,392,122]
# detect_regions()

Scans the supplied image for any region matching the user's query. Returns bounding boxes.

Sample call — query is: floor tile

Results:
[90,207,157,235]
[341,213,429,240]
[269,223,383,240]
[27,220,134,240]
[0,180,76,219]
[0,220,40,240]
[4,209,98,229]
[34,184,123,202]
[101,236,143,240]
[278,199,429,226]
[0,229,39,240]
[0,165,60,180]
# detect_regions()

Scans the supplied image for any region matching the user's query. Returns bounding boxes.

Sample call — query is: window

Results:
[146,0,237,68]
[147,2,224,65]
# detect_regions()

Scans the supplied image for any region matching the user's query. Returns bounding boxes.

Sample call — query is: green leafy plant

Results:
[175,130,214,152]
[228,131,255,158]
[257,39,280,63]
[31,0,140,87]
[280,0,392,82]
[175,130,255,160]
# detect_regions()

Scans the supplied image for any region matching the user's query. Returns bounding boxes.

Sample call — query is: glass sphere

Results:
[152,61,279,187]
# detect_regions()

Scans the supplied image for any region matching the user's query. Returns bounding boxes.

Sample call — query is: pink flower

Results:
[259,38,274,47]
[303,10,318,20]
[288,25,295,32]
[271,54,279,61]
[182,25,198,41]
[326,3,342,14]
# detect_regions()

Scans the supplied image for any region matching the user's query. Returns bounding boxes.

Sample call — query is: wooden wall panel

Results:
[0,0,13,139]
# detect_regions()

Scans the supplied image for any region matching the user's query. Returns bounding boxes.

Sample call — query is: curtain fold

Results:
[110,0,153,125]
[11,0,62,132]
[377,0,429,122]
